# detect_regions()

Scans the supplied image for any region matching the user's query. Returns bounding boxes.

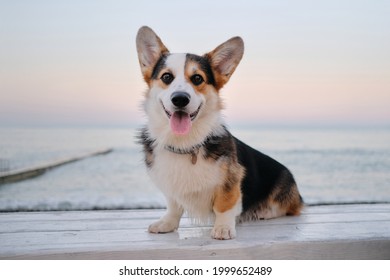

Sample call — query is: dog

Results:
[136,26,303,240]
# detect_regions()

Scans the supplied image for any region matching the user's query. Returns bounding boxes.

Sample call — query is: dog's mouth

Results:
[161,101,202,135]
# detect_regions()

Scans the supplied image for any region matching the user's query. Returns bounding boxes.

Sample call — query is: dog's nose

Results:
[171,91,190,108]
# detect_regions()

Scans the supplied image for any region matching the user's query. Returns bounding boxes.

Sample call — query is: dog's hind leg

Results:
[240,170,303,221]
[148,197,183,234]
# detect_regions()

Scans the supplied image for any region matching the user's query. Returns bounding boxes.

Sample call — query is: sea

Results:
[0,126,389,212]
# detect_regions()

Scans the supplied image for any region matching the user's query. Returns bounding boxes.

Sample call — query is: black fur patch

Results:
[203,132,234,161]
[137,127,155,168]
[234,137,298,212]
[186,54,215,86]
[203,129,240,193]
[151,54,168,80]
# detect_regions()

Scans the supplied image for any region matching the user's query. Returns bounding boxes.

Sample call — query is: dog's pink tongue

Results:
[170,111,191,135]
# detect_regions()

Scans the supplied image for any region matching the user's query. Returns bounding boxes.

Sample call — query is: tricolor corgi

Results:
[136,26,303,240]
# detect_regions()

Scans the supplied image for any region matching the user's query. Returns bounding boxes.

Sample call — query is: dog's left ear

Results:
[206,37,244,90]
[136,26,169,83]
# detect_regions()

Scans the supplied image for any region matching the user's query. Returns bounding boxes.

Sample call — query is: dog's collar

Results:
[164,143,204,165]
[164,133,222,165]
[164,143,204,155]
[140,126,227,165]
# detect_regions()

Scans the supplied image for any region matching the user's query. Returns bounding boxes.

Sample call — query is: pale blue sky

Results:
[1,0,389,126]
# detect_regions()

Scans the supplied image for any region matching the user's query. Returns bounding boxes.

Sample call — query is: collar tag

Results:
[191,149,199,165]
[164,144,202,165]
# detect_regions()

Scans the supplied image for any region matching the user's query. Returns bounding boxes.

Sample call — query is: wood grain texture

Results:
[0,204,389,259]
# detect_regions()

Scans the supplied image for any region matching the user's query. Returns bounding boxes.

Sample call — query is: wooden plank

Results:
[0,204,389,259]
[1,203,387,223]
[1,208,389,233]
[0,148,113,184]
[1,220,389,250]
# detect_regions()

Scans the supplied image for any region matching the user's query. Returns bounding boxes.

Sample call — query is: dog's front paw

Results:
[148,219,178,234]
[211,225,236,240]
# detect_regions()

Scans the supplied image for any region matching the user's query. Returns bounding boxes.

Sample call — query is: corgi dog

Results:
[136,26,303,240]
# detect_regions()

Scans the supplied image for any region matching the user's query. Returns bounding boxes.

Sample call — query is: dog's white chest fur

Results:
[148,147,222,221]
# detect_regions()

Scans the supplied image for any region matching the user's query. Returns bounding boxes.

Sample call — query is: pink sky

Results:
[1,1,389,127]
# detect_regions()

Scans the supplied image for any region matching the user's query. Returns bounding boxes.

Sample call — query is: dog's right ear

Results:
[136,26,169,83]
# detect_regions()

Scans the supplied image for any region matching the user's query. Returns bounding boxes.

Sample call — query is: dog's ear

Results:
[206,37,244,90]
[136,26,169,83]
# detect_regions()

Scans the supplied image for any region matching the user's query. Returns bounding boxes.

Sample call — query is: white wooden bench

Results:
[0,204,389,259]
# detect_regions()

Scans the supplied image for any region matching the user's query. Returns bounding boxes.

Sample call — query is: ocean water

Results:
[0,126,389,211]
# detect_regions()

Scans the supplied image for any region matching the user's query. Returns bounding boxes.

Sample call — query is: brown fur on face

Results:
[150,69,172,90]
[184,60,212,95]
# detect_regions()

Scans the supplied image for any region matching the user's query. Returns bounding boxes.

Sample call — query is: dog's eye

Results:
[161,72,174,85]
[190,74,204,86]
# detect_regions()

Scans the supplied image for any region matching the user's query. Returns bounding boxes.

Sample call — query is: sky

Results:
[0,0,389,127]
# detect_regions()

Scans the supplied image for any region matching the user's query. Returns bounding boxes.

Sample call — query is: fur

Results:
[136,26,303,240]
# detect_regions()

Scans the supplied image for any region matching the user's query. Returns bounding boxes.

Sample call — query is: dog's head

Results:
[136,26,244,140]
